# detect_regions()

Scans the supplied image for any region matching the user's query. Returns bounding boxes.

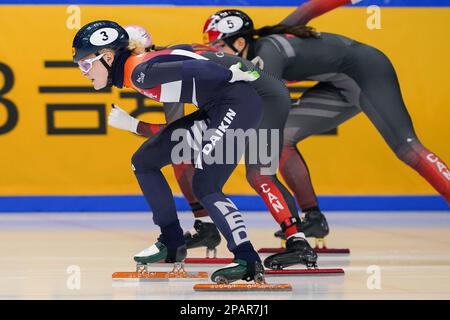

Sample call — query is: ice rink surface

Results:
[1,211,450,299]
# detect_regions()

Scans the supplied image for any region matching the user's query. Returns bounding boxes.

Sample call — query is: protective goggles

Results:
[77,53,105,73]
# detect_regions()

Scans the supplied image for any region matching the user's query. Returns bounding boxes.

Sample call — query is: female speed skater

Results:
[73,19,270,284]
[109,26,320,270]
[200,6,450,260]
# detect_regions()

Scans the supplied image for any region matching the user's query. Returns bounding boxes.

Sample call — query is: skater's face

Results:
[211,37,248,58]
[78,51,114,90]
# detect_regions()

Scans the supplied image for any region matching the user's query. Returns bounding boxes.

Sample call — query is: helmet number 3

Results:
[100,31,109,41]
[89,28,119,46]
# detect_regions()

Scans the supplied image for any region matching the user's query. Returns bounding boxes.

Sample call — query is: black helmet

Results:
[203,9,254,44]
[72,20,129,62]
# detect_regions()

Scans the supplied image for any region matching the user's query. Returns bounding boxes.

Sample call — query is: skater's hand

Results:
[250,56,264,70]
[228,62,260,83]
[108,104,139,134]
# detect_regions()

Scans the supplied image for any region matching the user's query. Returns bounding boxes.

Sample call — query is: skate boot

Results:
[273,210,329,240]
[210,259,265,284]
[134,240,187,271]
[184,220,222,258]
[300,210,329,238]
[264,237,318,270]
[273,229,285,240]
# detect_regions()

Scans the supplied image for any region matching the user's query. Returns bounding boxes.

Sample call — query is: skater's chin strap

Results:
[96,52,113,87]
[280,217,302,233]
[223,37,252,58]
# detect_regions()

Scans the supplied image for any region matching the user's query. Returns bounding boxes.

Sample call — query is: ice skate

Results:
[273,210,329,240]
[184,220,222,258]
[263,210,349,254]
[113,241,207,280]
[210,259,265,284]
[301,210,329,238]
[194,259,292,291]
[263,236,318,270]
[134,240,187,267]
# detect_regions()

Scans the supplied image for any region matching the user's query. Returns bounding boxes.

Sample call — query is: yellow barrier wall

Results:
[0,6,449,195]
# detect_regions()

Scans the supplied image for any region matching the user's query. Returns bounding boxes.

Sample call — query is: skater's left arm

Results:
[132,58,231,89]
[280,0,362,26]
[132,57,259,90]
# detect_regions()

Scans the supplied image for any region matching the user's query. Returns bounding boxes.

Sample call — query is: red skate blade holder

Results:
[258,238,350,255]
[257,247,350,254]
[265,268,344,276]
[184,258,234,264]
[181,258,344,276]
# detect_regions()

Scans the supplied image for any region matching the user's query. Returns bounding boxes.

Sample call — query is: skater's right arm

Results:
[108,104,165,138]
[279,0,361,26]
[136,121,166,138]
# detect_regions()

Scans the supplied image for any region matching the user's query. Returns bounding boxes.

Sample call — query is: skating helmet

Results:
[72,20,129,62]
[203,9,254,44]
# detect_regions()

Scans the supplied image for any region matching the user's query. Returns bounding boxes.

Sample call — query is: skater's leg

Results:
[246,165,301,238]
[276,83,359,241]
[163,103,212,218]
[132,111,206,262]
[172,162,210,218]
[174,161,221,254]
[244,89,304,239]
[345,45,450,203]
[280,82,360,211]
[192,89,262,262]
[280,145,319,211]
[162,104,221,251]
[194,164,263,281]
[191,84,265,282]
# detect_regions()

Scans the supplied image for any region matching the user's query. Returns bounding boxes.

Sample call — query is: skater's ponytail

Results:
[128,40,168,53]
[247,24,320,40]
[146,44,169,51]
[125,25,155,54]
[221,24,319,59]
[127,37,147,55]
[124,25,171,53]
